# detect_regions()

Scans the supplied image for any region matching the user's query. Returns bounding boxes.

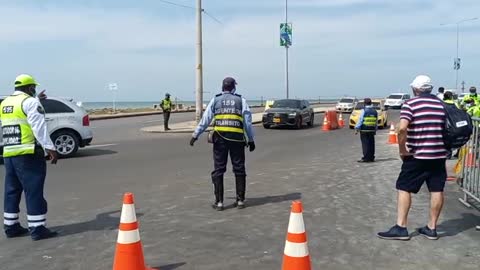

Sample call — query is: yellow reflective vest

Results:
[0,93,36,157]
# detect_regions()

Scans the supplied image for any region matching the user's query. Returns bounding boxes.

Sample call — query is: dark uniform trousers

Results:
[4,150,48,227]
[211,133,246,203]
[360,132,375,161]
[163,111,171,130]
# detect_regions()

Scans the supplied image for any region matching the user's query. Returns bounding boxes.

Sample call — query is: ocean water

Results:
[81,99,338,110]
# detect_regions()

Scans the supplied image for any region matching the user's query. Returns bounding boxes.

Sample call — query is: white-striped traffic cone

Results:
[112,193,157,270]
[282,201,311,270]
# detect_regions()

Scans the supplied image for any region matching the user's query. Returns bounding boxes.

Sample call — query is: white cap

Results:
[410,75,433,92]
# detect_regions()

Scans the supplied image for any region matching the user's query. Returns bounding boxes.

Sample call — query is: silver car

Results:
[336,97,358,113]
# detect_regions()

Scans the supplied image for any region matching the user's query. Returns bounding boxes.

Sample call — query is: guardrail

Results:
[458,117,480,230]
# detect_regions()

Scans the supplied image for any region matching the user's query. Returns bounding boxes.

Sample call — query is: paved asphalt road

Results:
[0,110,479,270]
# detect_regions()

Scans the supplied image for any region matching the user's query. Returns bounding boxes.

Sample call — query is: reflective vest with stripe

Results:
[213,93,245,142]
[162,99,172,111]
[360,107,378,133]
[0,93,36,157]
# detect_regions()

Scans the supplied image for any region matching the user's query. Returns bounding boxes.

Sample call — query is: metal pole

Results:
[456,23,459,91]
[285,0,289,99]
[195,0,204,123]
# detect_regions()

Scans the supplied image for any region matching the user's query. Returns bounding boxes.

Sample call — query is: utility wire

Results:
[158,0,195,10]
[203,10,223,25]
[157,0,223,24]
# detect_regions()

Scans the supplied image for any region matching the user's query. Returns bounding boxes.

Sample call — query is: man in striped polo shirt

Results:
[378,75,447,241]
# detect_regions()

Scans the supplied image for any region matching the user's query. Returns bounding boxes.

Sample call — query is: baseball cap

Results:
[410,75,433,92]
[364,98,372,104]
[223,77,237,88]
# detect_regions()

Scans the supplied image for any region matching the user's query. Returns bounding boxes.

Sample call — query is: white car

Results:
[0,96,93,158]
[385,93,411,109]
[335,97,358,113]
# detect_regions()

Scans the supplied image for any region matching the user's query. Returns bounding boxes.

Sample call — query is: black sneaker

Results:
[377,225,410,241]
[30,226,58,241]
[417,226,439,240]
[4,224,29,238]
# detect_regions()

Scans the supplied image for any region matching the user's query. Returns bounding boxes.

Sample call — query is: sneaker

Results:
[235,201,245,209]
[4,224,29,238]
[30,226,58,241]
[377,225,410,241]
[417,226,439,240]
[211,202,224,211]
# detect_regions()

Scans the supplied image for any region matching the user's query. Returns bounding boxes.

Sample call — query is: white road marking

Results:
[85,144,118,149]
[143,120,163,124]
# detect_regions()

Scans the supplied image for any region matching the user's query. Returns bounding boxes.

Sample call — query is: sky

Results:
[0,0,479,102]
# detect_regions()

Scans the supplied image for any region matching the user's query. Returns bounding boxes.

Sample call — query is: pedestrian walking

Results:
[2,74,58,241]
[378,75,448,241]
[189,77,255,211]
[160,93,172,131]
[436,87,445,100]
[355,98,378,163]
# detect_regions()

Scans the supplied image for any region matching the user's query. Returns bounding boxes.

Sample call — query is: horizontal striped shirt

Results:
[400,94,448,159]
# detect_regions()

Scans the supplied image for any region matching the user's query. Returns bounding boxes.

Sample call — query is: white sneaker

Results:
[236,201,245,209]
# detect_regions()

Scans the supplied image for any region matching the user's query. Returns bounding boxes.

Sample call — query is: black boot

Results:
[212,176,224,211]
[30,226,58,241]
[4,223,29,238]
[234,175,246,209]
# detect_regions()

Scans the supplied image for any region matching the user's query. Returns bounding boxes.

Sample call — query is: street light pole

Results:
[456,23,459,91]
[195,0,204,123]
[441,17,478,92]
[285,0,289,99]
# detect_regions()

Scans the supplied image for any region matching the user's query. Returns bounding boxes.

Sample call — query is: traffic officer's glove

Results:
[189,137,198,146]
[248,141,256,152]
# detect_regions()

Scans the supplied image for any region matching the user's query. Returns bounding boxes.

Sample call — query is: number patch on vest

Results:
[3,125,22,146]
[2,106,14,114]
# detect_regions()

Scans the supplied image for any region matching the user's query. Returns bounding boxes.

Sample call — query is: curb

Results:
[141,110,327,134]
[89,103,335,121]
[90,110,195,121]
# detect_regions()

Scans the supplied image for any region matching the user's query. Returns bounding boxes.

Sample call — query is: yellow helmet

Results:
[14,74,39,88]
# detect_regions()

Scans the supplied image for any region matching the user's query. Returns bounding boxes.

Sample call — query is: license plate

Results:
[273,117,281,123]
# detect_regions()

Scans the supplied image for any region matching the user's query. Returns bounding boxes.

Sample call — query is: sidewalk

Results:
[141,106,334,133]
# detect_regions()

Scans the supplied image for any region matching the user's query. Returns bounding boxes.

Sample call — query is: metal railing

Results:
[458,117,480,230]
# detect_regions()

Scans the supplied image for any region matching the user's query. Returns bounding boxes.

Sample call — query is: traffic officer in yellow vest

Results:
[160,93,172,131]
[462,86,479,111]
[189,77,255,211]
[1,74,58,241]
[354,98,378,163]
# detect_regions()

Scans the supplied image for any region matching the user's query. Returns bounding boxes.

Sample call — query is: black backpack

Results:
[442,102,473,149]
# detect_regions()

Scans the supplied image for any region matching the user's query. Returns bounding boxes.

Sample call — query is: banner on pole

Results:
[109,83,118,91]
[280,23,292,47]
[454,58,461,70]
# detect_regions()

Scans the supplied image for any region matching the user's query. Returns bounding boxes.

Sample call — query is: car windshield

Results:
[388,94,403,99]
[355,102,381,110]
[339,98,354,103]
[271,100,301,109]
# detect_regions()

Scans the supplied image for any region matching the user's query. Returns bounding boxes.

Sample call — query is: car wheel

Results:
[52,130,80,158]
[307,114,314,127]
[263,124,270,129]
[296,116,303,129]
[349,125,354,129]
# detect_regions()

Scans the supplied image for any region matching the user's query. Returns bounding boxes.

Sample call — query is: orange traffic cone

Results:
[338,113,345,128]
[322,113,331,131]
[113,193,157,270]
[282,201,311,270]
[465,147,476,168]
[387,123,397,144]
